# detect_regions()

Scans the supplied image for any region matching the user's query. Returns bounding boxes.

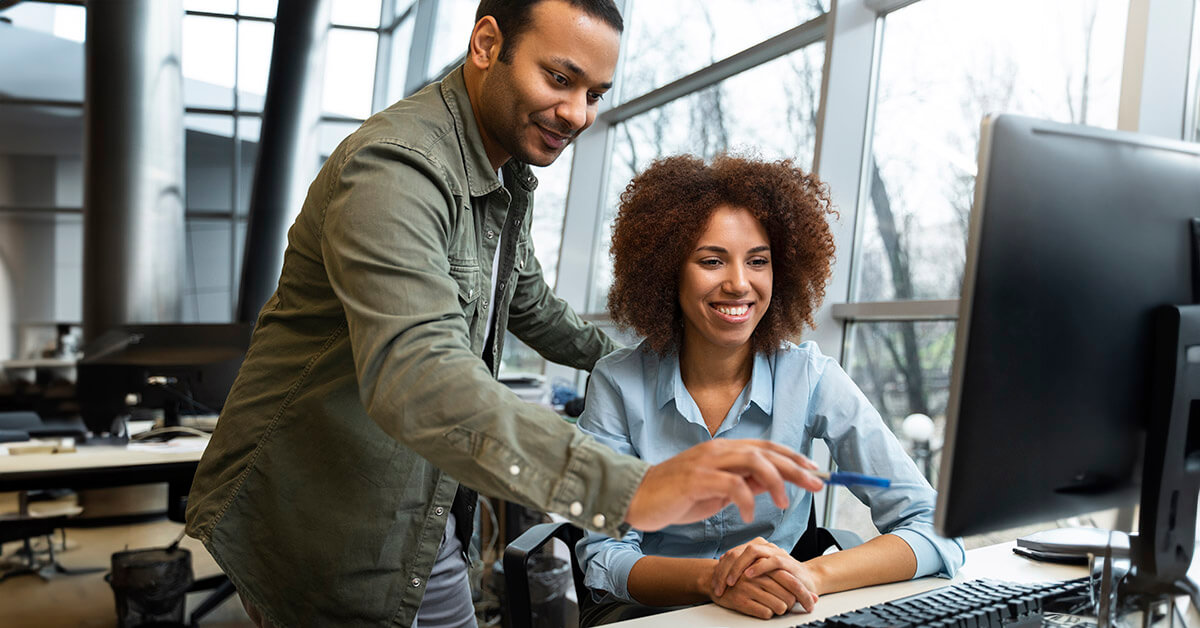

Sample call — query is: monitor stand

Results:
[1114,304,1200,626]
[161,398,181,429]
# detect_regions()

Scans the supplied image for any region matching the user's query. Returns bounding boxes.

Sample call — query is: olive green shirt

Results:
[185,67,648,627]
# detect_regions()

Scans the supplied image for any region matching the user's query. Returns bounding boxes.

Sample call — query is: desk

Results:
[0,438,207,520]
[608,542,1200,627]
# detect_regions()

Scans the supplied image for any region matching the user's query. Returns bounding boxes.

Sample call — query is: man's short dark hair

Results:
[475,0,624,63]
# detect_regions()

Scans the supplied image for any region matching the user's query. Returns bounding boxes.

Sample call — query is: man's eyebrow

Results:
[551,56,613,90]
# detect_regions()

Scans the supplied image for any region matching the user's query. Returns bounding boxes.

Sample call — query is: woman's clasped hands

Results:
[708,537,822,619]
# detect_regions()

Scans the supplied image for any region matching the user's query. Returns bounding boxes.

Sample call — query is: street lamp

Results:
[902,413,935,480]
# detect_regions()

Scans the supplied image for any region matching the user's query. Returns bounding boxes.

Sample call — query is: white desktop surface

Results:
[606,542,1200,627]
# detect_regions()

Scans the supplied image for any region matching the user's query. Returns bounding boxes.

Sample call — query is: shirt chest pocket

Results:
[448,258,483,329]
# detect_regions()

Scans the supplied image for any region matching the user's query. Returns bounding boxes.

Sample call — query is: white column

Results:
[1118,0,1196,139]
[82,0,186,341]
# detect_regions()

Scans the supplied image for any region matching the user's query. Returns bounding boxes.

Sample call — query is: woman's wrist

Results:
[696,558,719,599]
[800,556,831,595]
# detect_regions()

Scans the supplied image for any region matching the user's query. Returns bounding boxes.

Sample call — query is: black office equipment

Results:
[937,115,1200,614]
[0,411,41,443]
[76,323,252,435]
[802,577,1091,628]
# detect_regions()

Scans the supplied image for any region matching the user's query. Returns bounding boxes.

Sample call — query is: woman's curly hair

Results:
[607,153,837,355]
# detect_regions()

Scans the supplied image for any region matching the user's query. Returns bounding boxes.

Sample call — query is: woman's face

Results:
[678,205,773,352]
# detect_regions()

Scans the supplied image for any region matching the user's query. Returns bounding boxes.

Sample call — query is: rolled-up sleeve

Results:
[321,139,647,537]
[808,357,965,578]
[574,364,650,601]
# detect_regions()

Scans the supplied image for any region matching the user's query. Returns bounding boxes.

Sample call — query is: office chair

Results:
[503,499,862,628]
[0,497,99,582]
[0,411,101,582]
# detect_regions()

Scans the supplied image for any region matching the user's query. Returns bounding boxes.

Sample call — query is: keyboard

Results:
[802,577,1091,628]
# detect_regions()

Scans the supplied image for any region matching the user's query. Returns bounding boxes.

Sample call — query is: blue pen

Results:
[813,471,891,489]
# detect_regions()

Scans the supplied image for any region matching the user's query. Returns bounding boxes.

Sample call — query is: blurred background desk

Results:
[0,437,207,521]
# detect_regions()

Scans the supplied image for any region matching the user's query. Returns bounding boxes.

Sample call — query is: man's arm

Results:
[322,140,642,537]
[505,235,617,370]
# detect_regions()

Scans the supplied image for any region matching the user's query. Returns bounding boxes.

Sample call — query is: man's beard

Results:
[482,65,573,167]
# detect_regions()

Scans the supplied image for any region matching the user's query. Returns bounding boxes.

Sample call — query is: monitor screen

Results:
[936,114,1200,538]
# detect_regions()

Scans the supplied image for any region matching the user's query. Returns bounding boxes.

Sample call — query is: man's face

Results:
[477,0,620,167]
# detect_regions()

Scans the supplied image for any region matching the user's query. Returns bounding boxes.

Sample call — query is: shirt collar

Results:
[748,351,774,415]
[439,65,505,199]
[653,348,775,417]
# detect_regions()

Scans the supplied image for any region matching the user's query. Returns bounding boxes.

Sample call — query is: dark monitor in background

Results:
[76,323,253,435]
[937,115,1199,605]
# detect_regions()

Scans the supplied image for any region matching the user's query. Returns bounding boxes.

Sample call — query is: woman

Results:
[575,154,964,624]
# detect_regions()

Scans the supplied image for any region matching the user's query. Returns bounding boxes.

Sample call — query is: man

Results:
[186,1,822,626]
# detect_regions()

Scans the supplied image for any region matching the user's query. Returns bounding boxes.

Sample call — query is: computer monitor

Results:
[936,114,1199,601]
[76,323,253,434]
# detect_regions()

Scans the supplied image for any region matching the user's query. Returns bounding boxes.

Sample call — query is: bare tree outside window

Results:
[588,1,827,311]
[617,0,826,104]
[844,0,1129,484]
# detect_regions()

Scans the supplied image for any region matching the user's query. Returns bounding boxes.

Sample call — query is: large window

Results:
[323,28,379,119]
[854,0,1129,304]
[837,0,1130,505]
[0,0,421,337]
[2,0,1192,403]
[429,0,476,78]
[617,0,826,101]
[586,12,828,312]
[1188,0,1200,143]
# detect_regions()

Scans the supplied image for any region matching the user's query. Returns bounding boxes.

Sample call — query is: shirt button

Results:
[509,464,520,476]
[514,218,522,227]
[498,281,506,291]
[592,514,606,528]
[468,288,474,298]
[434,506,445,516]
[569,502,583,516]
[486,230,495,240]
[411,577,421,587]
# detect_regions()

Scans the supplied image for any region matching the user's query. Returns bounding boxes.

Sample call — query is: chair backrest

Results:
[503,521,587,627]
[791,498,864,561]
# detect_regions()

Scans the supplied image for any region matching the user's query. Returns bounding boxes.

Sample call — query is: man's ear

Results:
[467,16,503,71]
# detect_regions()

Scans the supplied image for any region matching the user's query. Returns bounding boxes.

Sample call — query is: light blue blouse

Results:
[575,340,965,604]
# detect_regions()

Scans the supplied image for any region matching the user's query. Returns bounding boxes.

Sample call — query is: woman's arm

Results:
[712,533,916,598]
[809,358,966,578]
[800,533,917,593]
[627,555,714,605]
